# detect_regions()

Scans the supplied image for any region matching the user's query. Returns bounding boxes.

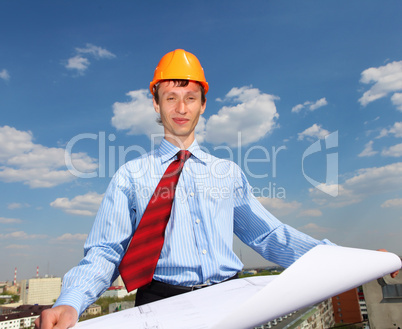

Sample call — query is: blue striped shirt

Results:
[55,138,333,315]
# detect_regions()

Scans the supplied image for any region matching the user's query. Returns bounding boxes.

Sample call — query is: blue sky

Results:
[1,1,402,282]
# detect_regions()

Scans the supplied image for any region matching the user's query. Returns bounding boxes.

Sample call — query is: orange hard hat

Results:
[150,49,209,95]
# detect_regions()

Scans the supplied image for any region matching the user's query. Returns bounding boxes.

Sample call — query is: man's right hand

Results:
[34,305,78,329]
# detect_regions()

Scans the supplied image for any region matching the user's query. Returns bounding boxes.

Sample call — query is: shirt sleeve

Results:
[54,165,136,316]
[233,169,335,269]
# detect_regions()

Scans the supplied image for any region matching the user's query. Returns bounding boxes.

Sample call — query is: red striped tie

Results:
[119,150,191,292]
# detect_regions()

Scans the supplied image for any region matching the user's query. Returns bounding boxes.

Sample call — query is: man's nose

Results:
[176,99,186,114]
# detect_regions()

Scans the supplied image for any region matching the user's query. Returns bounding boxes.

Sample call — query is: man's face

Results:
[153,81,206,146]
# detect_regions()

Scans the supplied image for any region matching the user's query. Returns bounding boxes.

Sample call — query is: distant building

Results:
[101,285,135,299]
[363,274,402,329]
[109,301,135,313]
[0,305,51,329]
[80,304,101,318]
[253,299,335,329]
[331,288,363,325]
[20,277,61,305]
[0,297,12,304]
[358,288,368,322]
[0,302,23,310]
[112,276,124,287]
[5,285,19,295]
[101,286,126,298]
[0,306,14,316]
[291,299,335,329]
[101,276,136,299]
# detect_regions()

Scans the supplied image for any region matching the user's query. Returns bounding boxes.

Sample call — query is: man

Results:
[35,49,397,329]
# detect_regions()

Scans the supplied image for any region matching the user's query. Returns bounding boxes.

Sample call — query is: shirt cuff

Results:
[53,288,89,316]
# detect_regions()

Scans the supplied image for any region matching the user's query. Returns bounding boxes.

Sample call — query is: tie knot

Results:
[177,150,191,163]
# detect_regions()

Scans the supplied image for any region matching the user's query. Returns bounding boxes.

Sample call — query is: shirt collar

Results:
[158,138,207,165]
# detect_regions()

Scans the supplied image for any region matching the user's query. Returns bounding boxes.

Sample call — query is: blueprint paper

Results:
[74,245,401,329]
[74,275,275,329]
[211,245,402,329]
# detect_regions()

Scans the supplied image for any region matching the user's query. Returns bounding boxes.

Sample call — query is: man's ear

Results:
[153,97,160,114]
[200,98,207,115]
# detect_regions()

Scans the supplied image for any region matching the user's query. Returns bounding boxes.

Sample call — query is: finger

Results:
[34,316,41,329]
[38,309,59,329]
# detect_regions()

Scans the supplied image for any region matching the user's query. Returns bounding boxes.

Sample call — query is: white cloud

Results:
[387,122,402,137]
[377,129,388,139]
[0,126,35,162]
[205,86,279,146]
[0,69,10,81]
[391,93,402,111]
[195,115,207,143]
[292,97,328,113]
[346,162,402,193]
[111,89,164,137]
[75,43,116,59]
[291,104,304,113]
[358,140,378,157]
[310,162,402,207]
[297,209,322,217]
[0,231,47,239]
[0,125,97,188]
[258,198,322,218]
[359,60,402,110]
[5,145,97,174]
[381,198,402,208]
[5,244,29,249]
[7,203,29,210]
[313,184,341,200]
[257,197,301,217]
[66,55,90,72]
[0,217,22,224]
[0,167,76,188]
[381,143,402,157]
[8,146,69,169]
[50,192,104,216]
[378,121,402,138]
[53,233,88,242]
[298,124,330,141]
[310,98,328,111]
[364,116,380,125]
[65,43,115,74]
[310,184,361,208]
[298,223,331,234]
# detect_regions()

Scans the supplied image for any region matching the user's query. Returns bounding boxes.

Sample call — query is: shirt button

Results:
[190,192,194,197]
[196,219,200,224]
[185,167,190,172]
[202,249,207,255]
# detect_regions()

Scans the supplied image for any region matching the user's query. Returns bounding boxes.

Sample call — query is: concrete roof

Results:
[363,273,402,329]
